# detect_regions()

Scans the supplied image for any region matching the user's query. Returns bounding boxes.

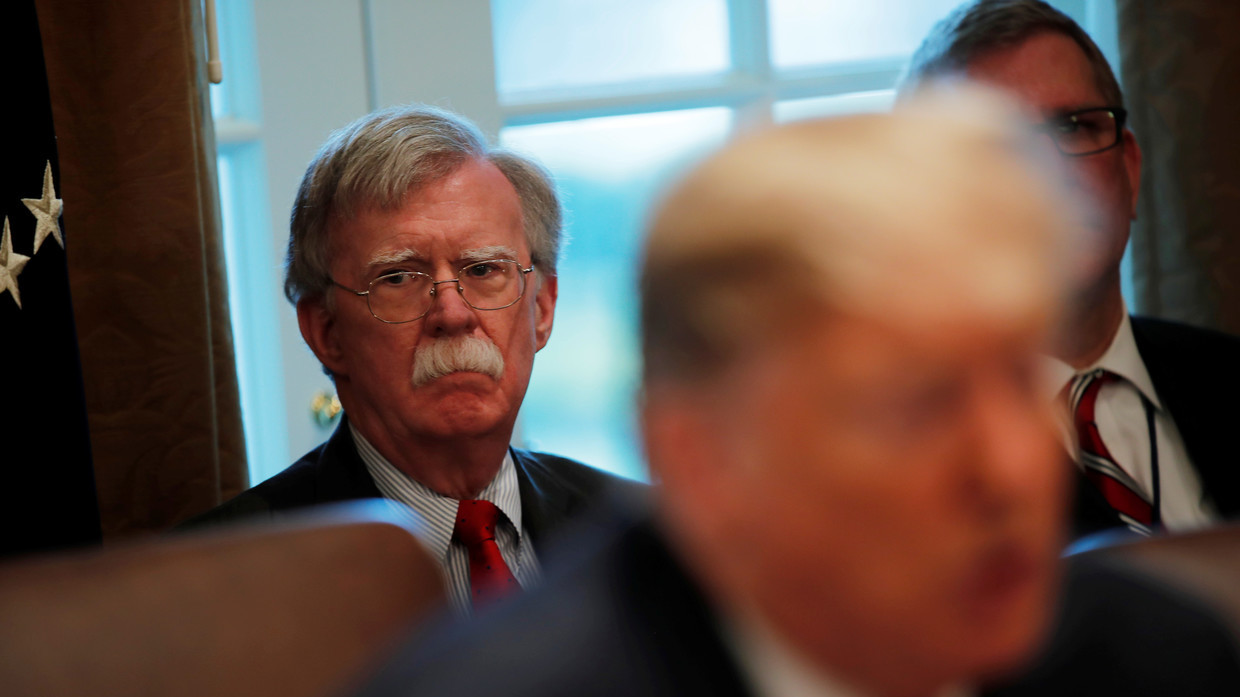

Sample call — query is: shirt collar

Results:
[722,606,869,697]
[1042,308,1163,410]
[721,605,971,697]
[349,422,524,563]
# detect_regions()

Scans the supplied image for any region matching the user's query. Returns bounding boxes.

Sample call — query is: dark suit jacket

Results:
[1070,316,1240,540]
[351,507,1240,697]
[182,418,642,552]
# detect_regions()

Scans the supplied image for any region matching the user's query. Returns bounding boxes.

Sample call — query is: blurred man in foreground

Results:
[351,93,1240,696]
[901,0,1240,541]
[186,105,636,613]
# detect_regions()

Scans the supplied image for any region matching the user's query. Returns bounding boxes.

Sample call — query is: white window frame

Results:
[211,0,289,482]
[217,0,1120,475]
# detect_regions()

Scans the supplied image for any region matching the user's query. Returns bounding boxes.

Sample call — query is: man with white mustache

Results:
[411,336,504,388]
[187,105,636,614]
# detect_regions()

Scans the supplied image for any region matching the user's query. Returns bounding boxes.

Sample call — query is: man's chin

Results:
[407,390,513,440]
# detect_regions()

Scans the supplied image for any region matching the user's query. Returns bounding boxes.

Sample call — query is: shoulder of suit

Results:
[177,440,336,530]
[245,447,329,499]
[512,449,650,515]
[1131,314,1240,347]
[994,553,1240,695]
[514,448,646,488]
[1130,315,1240,379]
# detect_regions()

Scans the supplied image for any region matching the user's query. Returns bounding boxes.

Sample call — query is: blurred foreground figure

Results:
[352,94,1240,697]
[903,0,1240,541]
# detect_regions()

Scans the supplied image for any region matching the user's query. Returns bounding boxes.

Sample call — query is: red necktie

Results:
[1068,370,1154,534]
[453,499,519,606]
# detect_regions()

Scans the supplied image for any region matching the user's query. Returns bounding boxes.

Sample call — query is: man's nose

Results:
[423,279,478,335]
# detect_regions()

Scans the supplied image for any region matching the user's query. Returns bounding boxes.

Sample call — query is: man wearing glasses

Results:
[187,105,635,613]
[902,0,1240,541]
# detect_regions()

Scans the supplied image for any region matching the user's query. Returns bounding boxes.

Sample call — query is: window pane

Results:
[208,0,258,121]
[492,0,729,95]
[774,89,895,123]
[769,0,962,69]
[217,144,289,483]
[501,108,733,480]
[209,83,228,120]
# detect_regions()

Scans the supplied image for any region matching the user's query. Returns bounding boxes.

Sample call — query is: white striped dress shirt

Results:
[350,423,541,614]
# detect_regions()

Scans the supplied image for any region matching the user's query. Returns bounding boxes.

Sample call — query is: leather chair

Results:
[0,500,446,697]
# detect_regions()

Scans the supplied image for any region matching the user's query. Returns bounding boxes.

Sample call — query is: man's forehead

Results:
[776,304,1047,401]
[963,32,1109,115]
[327,158,526,248]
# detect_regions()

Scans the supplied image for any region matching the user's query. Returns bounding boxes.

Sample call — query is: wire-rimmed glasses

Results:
[332,259,536,324]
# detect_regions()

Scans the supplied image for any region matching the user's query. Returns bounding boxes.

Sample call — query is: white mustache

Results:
[410,336,505,387]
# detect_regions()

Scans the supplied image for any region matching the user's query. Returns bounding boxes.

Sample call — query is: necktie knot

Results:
[454,499,503,546]
[1064,368,1120,417]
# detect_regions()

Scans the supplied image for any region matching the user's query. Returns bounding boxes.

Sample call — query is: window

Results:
[210,0,288,483]
[490,0,1035,480]
[215,0,1118,483]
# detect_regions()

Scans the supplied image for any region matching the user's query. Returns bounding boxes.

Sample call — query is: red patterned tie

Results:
[1068,370,1154,534]
[453,499,520,606]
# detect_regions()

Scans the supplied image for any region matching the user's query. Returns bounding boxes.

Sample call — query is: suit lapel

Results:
[1131,316,1240,517]
[512,448,572,552]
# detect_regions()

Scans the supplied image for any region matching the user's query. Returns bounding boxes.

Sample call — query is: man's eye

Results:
[466,263,497,278]
[1079,118,1106,134]
[1054,119,1081,134]
[378,272,412,286]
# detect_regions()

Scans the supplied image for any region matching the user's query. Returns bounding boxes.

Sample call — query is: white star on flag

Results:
[1,217,31,309]
[21,160,64,253]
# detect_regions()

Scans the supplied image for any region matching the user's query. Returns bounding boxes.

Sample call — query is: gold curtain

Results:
[35,0,247,538]
[1119,0,1240,332]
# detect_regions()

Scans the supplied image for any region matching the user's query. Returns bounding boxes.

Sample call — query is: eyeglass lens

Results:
[1046,109,1121,155]
[367,260,527,322]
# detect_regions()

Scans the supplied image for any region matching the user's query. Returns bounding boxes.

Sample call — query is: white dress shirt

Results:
[723,607,972,697]
[1044,310,1218,530]
[350,423,541,614]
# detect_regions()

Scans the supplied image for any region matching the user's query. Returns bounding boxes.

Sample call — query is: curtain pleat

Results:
[35,0,247,538]
[1119,0,1240,332]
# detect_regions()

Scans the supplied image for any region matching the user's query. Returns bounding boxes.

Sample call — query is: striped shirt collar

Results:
[349,421,524,564]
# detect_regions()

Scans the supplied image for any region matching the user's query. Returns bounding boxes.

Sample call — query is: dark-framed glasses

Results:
[333,258,535,324]
[1036,107,1128,156]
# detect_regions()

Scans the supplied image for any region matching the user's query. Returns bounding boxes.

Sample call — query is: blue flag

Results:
[0,1,102,557]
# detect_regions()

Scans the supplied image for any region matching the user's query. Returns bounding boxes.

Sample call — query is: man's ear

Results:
[298,297,348,377]
[532,272,557,351]
[1121,128,1142,221]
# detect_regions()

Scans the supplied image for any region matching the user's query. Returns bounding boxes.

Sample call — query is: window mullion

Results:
[500,75,765,127]
[728,0,774,133]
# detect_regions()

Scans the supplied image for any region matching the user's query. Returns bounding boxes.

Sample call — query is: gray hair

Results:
[898,0,1123,108]
[285,104,562,305]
